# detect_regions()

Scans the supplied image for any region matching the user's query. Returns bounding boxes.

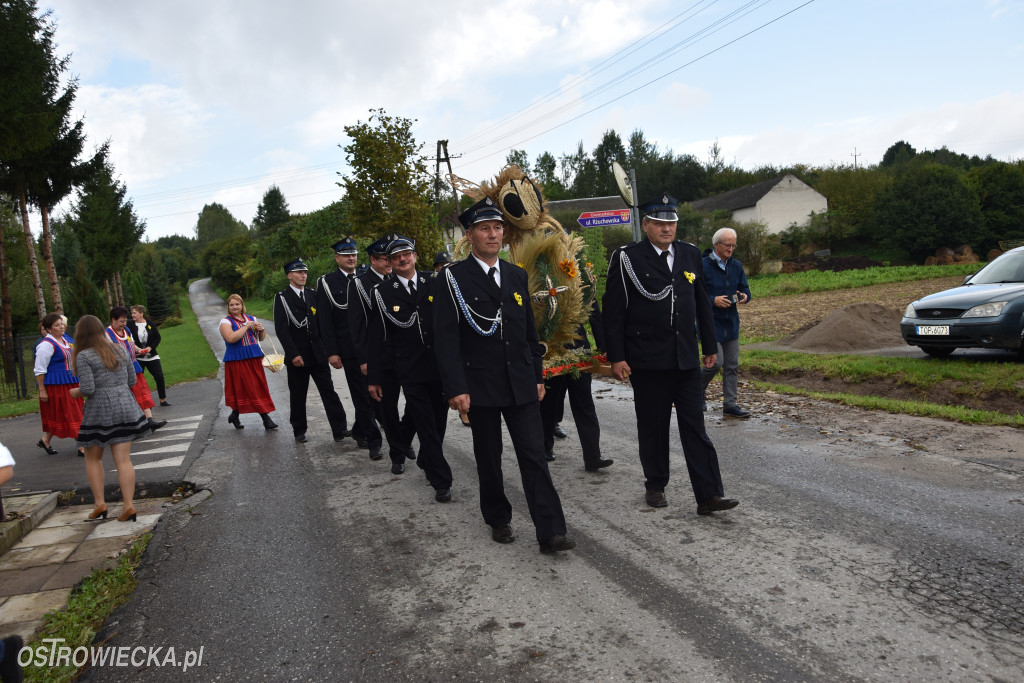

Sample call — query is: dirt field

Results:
[727,274,1024,422]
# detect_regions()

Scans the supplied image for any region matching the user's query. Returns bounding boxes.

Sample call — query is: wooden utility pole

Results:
[430,140,463,243]
[851,147,861,170]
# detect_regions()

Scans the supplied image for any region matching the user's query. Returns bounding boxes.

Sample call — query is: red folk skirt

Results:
[224,357,275,414]
[39,383,85,438]
[131,372,156,410]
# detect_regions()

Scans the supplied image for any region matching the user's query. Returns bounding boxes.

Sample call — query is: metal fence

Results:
[0,334,36,402]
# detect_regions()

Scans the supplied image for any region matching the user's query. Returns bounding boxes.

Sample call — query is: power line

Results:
[456,0,816,167]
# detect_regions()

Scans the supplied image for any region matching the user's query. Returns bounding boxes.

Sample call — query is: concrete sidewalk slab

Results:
[0,498,171,642]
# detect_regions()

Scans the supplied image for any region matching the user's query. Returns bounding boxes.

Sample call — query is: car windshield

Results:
[967,250,1024,284]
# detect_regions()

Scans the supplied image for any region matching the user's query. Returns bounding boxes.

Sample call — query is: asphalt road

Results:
[36,279,1024,681]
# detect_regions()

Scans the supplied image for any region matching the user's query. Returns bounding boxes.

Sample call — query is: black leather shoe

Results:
[356,437,369,448]
[149,418,167,431]
[295,433,308,443]
[645,491,668,508]
[160,400,171,407]
[584,458,614,472]
[369,446,383,460]
[260,414,278,430]
[334,428,352,441]
[539,534,576,554]
[434,488,451,503]
[391,462,405,474]
[37,439,58,455]
[697,496,739,515]
[491,525,515,544]
[552,424,568,439]
[406,446,417,461]
[545,450,555,462]
[723,405,751,419]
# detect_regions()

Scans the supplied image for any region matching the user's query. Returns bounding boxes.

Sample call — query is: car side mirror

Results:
[963,274,973,284]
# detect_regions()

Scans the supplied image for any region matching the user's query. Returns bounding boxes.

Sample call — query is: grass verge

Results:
[748,379,1024,427]
[209,282,273,320]
[749,263,981,298]
[21,532,152,683]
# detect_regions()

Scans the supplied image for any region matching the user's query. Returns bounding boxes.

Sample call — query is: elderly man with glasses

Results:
[700,227,752,419]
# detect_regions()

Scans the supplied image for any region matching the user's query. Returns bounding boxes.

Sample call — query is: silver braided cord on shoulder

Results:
[445,267,502,338]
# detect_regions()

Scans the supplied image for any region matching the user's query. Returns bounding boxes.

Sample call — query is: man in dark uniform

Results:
[434,197,575,554]
[349,236,416,466]
[273,258,351,443]
[366,235,454,499]
[316,236,384,460]
[540,296,613,472]
[602,195,739,515]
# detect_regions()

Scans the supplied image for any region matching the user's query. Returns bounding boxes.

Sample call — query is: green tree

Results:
[533,151,567,199]
[505,149,531,175]
[65,157,146,304]
[592,130,627,197]
[195,202,246,251]
[252,185,290,238]
[967,161,1024,247]
[880,140,917,168]
[0,0,71,321]
[811,164,892,241]
[340,109,440,256]
[872,163,983,259]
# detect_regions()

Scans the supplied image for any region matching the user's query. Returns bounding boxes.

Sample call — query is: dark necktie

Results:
[348,273,355,281]
[408,280,416,296]
[661,250,670,269]
[488,266,499,295]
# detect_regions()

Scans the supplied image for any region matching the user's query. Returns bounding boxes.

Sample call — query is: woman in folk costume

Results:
[106,306,166,432]
[219,294,278,430]
[33,313,85,456]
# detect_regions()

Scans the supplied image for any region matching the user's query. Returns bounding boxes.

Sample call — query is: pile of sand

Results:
[777,302,905,352]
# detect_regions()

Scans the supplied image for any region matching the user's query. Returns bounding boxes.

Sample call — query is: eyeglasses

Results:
[718,243,737,249]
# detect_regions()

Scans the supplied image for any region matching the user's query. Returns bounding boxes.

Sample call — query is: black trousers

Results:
[138,358,166,400]
[285,361,348,438]
[376,368,415,463]
[401,380,452,490]
[468,401,567,542]
[541,373,602,461]
[341,358,381,448]
[628,368,724,503]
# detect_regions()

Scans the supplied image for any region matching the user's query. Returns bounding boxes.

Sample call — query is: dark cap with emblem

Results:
[386,233,415,257]
[283,257,309,274]
[458,197,504,229]
[433,250,451,267]
[639,194,679,222]
[366,234,393,257]
[331,236,358,254]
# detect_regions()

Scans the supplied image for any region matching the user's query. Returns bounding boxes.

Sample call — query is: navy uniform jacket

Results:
[367,271,440,386]
[273,287,329,366]
[433,258,543,407]
[347,269,389,367]
[603,239,716,370]
[316,269,358,359]
[701,253,751,343]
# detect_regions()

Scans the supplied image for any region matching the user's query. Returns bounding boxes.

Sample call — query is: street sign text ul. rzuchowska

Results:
[577,210,631,228]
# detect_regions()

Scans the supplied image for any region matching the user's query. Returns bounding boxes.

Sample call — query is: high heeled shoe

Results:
[118,506,137,522]
[88,504,108,520]
[228,410,243,429]
[260,413,278,430]
[37,439,59,455]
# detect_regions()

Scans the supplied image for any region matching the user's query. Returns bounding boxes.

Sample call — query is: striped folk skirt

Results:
[224,357,276,414]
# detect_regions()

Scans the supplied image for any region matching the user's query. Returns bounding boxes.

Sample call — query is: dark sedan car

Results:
[901,246,1024,358]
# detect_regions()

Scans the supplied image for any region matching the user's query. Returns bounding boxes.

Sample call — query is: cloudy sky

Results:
[41,0,1024,240]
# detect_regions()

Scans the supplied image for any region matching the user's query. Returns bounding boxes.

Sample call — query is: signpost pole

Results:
[629,167,641,242]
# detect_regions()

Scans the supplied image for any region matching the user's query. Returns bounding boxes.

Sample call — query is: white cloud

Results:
[76,84,212,184]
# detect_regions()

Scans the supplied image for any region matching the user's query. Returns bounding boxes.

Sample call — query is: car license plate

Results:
[916,325,949,335]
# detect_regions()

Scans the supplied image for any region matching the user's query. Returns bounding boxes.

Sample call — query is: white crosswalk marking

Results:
[134,456,185,470]
[132,443,190,455]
